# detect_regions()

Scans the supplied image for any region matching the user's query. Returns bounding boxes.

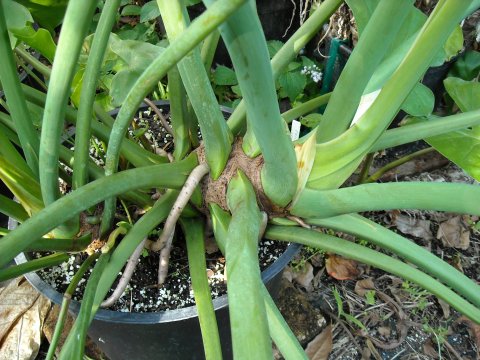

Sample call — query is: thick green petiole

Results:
[0,156,197,268]
[39,1,97,207]
[181,218,222,360]
[291,182,480,218]
[0,5,40,176]
[225,170,272,358]
[205,0,297,207]
[266,226,480,324]
[73,0,122,190]
[209,203,306,359]
[157,0,232,178]
[101,0,246,232]
[226,0,342,134]
[0,253,69,283]
[308,214,480,308]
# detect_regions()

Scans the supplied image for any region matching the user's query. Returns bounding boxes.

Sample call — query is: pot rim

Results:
[11,221,300,324]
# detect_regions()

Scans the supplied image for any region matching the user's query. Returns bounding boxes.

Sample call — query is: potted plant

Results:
[1,0,480,359]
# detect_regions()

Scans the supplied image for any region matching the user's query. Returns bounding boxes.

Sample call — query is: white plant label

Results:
[291,120,301,141]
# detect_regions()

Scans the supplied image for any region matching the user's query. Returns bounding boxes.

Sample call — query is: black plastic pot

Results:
[12,101,301,359]
[15,235,300,360]
[186,0,301,66]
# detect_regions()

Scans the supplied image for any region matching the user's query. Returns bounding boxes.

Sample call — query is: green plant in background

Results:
[1,0,480,359]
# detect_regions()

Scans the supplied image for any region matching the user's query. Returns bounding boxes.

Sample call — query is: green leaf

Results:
[444,77,480,112]
[121,4,141,16]
[300,113,322,128]
[140,1,160,22]
[110,70,141,106]
[213,65,238,86]
[345,0,379,36]
[266,40,284,59]
[9,25,56,62]
[3,0,33,48]
[443,25,464,62]
[278,71,307,102]
[365,290,376,305]
[426,127,480,182]
[423,78,480,181]
[184,0,202,5]
[400,82,434,117]
[14,0,68,32]
[448,50,480,81]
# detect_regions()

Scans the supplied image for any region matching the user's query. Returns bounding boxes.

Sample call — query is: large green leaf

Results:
[278,71,307,102]
[444,77,480,113]
[213,65,237,86]
[9,25,56,62]
[3,0,33,48]
[400,82,434,117]
[423,77,480,181]
[109,37,164,105]
[448,50,480,81]
[140,1,160,22]
[15,0,68,32]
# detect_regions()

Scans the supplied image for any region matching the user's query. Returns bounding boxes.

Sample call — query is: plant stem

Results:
[0,253,69,283]
[371,110,480,152]
[316,1,414,142]
[46,252,99,360]
[39,0,97,209]
[225,170,272,358]
[291,182,480,218]
[358,153,375,184]
[308,214,480,308]
[0,6,40,176]
[74,0,121,190]
[182,218,222,360]
[101,0,246,233]
[0,156,197,268]
[157,0,232,179]
[365,147,435,183]
[0,194,29,222]
[226,0,342,134]
[200,30,221,72]
[265,226,480,323]
[154,163,209,285]
[207,0,298,207]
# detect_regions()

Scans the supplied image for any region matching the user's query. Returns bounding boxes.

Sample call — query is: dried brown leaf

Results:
[326,255,360,280]
[0,277,50,360]
[305,324,333,360]
[438,298,451,319]
[423,339,440,359]
[292,262,314,292]
[204,236,219,254]
[393,214,433,240]
[365,339,382,360]
[436,216,470,249]
[354,278,375,297]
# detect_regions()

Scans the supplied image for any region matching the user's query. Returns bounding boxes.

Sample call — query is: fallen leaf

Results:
[204,236,219,254]
[392,213,433,240]
[305,324,333,360]
[0,277,51,360]
[354,278,375,297]
[438,298,451,319]
[326,254,360,280]
[291,262,314,292]
[436,216,470,249]
[423,339,440,359]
